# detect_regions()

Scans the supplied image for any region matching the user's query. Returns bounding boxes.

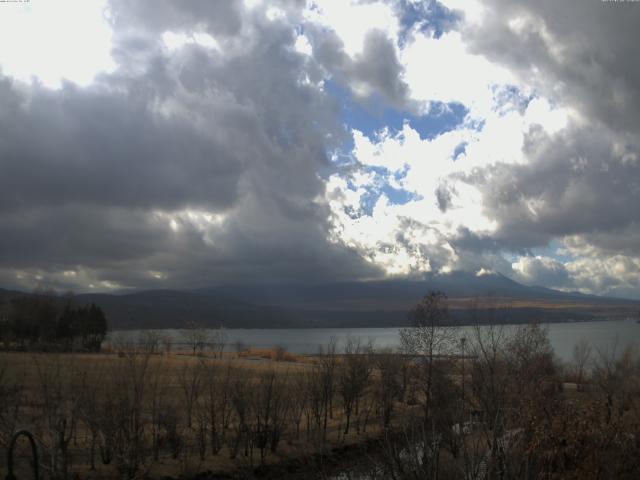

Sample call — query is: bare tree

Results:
[248,370,291,464]
[400,291,457,427]
[204,362,233,455]
[110,349,153,479]
[464,297,514,479]
[304,367,327,443]
[592,340,636,424]
[0,357,22,449]
[337,336,372,435]
[506,322,556,400]
[178,358,205,429]
[138,330,162,355]
[161,335,173,355]
[287,371,308,440]
[182,321,209,356]
[146,356,167,462]
[372,349,403,431]
[313,337,340,445]
[210,325,227,359]
[79,362,109,470]
[572,337,593,383]
[33,355,86,480]
[229,374,250,460]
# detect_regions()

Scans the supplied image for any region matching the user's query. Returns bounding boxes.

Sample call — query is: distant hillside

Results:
[202,272,626,307]
[197,272,639,327]
[1,272,638,329]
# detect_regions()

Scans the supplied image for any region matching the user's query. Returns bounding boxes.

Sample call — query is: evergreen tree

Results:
[5,294,108,351]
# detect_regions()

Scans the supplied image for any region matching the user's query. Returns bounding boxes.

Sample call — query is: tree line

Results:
[362,291,640,480]
[0,291,108,351]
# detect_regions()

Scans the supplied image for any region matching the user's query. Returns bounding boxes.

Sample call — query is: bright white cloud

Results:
[565,254,640,298]
[162,31,221,52]
[294,34,313,56]
[154,208,228,247]
[438,0,486,25]
[512,255,569,287]
[319,0,583,282]
[325,181,437,276]
[305,0,399,57]
[402,30,519,117]
[326,80,573,278]
[0,0,115,88]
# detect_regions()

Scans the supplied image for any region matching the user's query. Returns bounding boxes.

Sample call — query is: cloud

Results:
[0,0,384,292]
[466,123,640,248]
[0,0,115,88]
[321,0,640,297]
[456,0,640,134]
[401,29,517,117]
[107,0,245,38]
[324,75,571,279]
[305,0,400,58]
[311,27,412,110]
[1,0,639,299]
[0,78,243,212]
[564,254,640,300]
[304,0,422,111]
[511,255,569,288]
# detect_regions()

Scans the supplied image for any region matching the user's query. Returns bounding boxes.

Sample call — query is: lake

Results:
[109,318,640,363]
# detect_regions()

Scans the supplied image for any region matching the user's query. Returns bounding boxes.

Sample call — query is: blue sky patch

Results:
[323,79,457,214]
[344,165,421,216]
[358,180,421,216]
[493,85,535,114]
[397,0,460,44]
[384,183,422,205]
[453,142,467,159]
[531,239,575,263]
[325,80,467,142]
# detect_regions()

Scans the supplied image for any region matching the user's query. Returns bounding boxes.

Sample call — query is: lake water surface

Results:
[110,318,640,362]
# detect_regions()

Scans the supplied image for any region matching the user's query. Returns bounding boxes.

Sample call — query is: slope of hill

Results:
[1,272,638,329]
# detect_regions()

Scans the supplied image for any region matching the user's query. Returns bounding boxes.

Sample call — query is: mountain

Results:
[1,272,638,329]
[0,287,295,329]
[196,272,639,327]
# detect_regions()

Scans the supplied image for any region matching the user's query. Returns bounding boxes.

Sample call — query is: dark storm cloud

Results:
[0,0,385,291]
[451,228,511,254]
[572,225,640,257]
[0,206,172,268]
[0,76,243,212]
[107,0,245,38]
[352,29,410,107]
[310,26,413,110]
[461,0,640,135]
[462,124,640,250]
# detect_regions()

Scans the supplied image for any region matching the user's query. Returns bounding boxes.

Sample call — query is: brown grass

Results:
[237,346,308,363]
[0,350,409,480]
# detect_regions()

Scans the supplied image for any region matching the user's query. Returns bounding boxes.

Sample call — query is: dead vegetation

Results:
[2,295,640,479]
[0,341,415,480]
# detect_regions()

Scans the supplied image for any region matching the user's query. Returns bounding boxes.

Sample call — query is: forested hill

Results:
[1,272,638,329]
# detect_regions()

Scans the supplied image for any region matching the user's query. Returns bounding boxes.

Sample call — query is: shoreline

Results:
[109,315,637,332]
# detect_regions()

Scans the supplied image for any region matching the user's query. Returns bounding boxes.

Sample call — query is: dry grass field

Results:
[2,321,640,480]
[0,346,408,480]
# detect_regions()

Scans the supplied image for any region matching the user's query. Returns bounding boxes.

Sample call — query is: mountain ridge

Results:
[1,272,638,329]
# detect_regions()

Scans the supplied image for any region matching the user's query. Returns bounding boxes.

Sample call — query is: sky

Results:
[0,0,639,298]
